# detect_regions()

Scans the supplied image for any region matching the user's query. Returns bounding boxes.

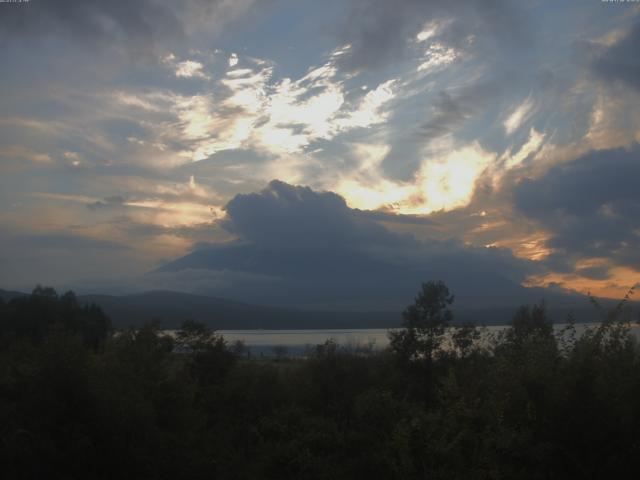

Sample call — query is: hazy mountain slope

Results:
[2,288,624,329]
[0,289,28,302]
[78,291,401,329]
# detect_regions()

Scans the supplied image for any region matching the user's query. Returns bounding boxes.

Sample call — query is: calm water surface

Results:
[215,323,640,356]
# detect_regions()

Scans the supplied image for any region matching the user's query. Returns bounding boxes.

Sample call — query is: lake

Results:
[215,323,640,357]
[218,328,390,356]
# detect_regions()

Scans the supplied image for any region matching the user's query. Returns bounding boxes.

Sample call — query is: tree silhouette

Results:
[389,280,454,363]
[0,286,110,348]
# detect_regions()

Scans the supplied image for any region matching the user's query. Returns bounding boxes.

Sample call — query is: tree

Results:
[176,319,235,387]
[175,319,217,352]
[510,302,552,340]
[0,286,111,348]
[452,322,481,359]
[389,281,454,363]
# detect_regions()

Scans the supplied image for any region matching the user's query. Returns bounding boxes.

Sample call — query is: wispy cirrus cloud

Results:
[503,95,535,136]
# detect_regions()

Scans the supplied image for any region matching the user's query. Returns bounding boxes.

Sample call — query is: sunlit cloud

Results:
[417,43,458,73]
[524,265,639,300]
[338,179,413,212]
[502,128,545,170]
[176,94,218,140]
[503,95,535,135]
[414,143,495,213]
[31,172,223,230]
[63,151,83,168]
[175,60,207,78]
[113,91,174,112]
[336,143,414,210]
[161,51,398,161]
[123,199,217,226]
[415,20,448,43]
[336,142,495,215]
[337,80,396,129]
[585,91,640,150]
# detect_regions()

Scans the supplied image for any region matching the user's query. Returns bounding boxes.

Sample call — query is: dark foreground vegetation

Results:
[1,283,639,479]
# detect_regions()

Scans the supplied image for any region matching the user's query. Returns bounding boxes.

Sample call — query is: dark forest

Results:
[2,282,639,479]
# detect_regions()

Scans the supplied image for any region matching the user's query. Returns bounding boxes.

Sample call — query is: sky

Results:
[1,0,639,308]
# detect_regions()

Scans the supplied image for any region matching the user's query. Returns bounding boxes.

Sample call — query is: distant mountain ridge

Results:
[2,288,630,329]
[80,290,400,329]
[0,289,28,302]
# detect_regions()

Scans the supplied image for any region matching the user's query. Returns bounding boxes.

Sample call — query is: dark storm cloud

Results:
[220,180,412,251]
[591,21,640,91]
[514,143,640,271]
[158,181,541,309]
[0,0,226,57]
[357,210,437,226]
[335,0,530,72]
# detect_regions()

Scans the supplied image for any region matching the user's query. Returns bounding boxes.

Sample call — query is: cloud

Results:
[118,219,225,243]
[4,232,128,252]
[334,0,530,72]
[0,145,52,170]
[336,80,396,129]
[417,42,459,73]
[415,143,496,213]
[503,95,535,135]
[0,0,634,303]
[420,91,473,140]
[220,180,406,251]
[156,180,539,309]
[335,141,496,215]
[576,265,611,281]
[0,0,252,59]
[335,143,414,211]
[591,20,640,91]
[415,77,522,150]
[0,227,142,292]
[514,143,640,272]
[175,60,207,79]
[501,128,545,170]
[168,53,398,161]
[0,0,183,56]
[87,195,127,211]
